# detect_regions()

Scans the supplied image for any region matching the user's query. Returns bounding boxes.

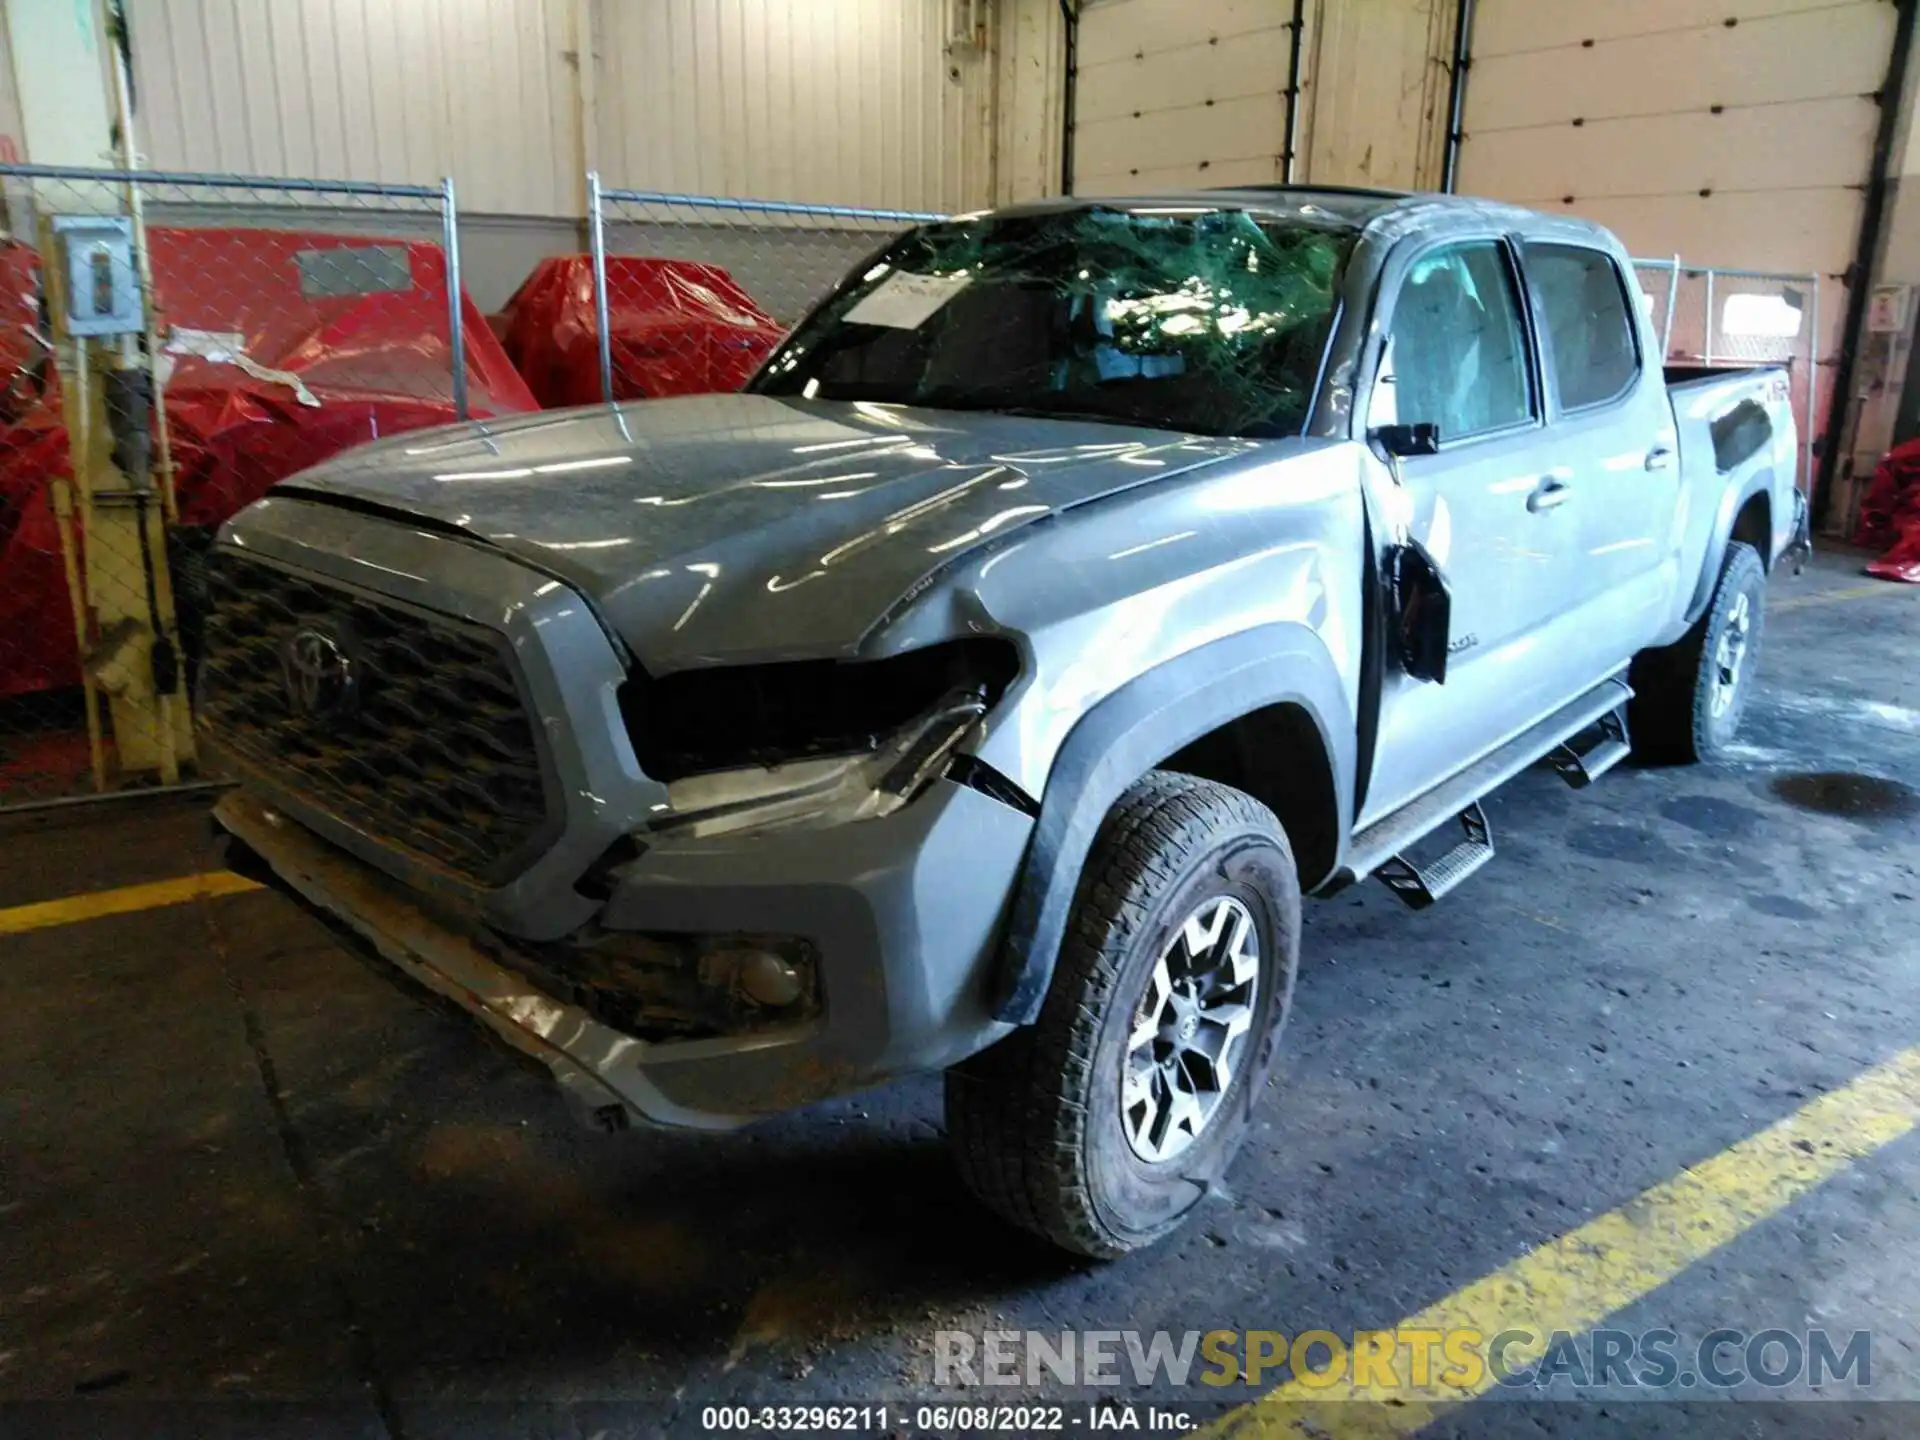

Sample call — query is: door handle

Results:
[1645,445,1675,472]
[1527,477,1572,513]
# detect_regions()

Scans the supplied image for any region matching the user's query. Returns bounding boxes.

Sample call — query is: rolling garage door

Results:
[1070,0,1294,194]
[1068,0,1456,196]
[1457,0,1900,464]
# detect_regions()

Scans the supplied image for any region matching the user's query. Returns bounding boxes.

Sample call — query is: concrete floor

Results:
[3,547,1919,1438]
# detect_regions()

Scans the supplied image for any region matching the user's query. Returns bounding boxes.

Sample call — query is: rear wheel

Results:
[1629,540,1766,763]
[945,772,1300,1258]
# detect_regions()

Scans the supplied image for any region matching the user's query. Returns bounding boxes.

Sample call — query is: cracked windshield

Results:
[751,205,1353,438]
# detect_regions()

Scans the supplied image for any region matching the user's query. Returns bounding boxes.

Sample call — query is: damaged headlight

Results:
[618,638,1021,839]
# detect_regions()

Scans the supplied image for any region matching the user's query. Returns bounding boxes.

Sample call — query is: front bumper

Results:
[216,769,1033,1131]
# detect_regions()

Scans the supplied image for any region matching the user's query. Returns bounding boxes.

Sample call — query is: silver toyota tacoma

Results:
[205,188,1807,1257]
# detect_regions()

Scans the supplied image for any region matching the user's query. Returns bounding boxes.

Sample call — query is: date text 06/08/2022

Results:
[698,1402,1198,1432]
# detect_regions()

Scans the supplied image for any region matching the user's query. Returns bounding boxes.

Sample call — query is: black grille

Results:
[198,552,558,882]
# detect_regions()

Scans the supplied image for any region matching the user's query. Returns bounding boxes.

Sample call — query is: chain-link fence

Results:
[0,163,536,811]
[1634,257,1820,499]
[569,180,940,406]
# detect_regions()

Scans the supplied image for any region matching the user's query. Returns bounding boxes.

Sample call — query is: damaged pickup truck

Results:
[205,188,1807,1257]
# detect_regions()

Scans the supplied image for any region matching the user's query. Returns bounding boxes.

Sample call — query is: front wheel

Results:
[945,772,1300,1258]
[1629,540,1767,764]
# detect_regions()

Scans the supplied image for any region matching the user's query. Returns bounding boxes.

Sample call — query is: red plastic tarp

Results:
[497,254,784,407]
[0,228,538,698]
[1853,437,1920,584]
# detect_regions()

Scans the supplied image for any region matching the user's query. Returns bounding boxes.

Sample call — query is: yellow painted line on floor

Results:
[0,870,261,937]
[1208,1042,1920,1438]
[1772,582,1909,613]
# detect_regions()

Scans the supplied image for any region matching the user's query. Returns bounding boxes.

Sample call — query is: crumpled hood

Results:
[278,393,1259,671]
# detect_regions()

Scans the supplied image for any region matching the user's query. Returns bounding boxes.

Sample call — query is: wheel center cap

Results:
[1177,1015,1199,1042]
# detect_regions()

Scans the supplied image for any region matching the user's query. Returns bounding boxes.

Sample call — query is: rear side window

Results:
[1526,243,1639,411]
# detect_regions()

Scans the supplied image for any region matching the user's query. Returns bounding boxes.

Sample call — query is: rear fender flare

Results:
[987,624,1354,1024]
[1684,473,1776,625]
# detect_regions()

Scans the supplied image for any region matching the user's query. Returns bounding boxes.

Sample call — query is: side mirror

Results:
[1388,538,1452,684]
[1371,422,1441,458]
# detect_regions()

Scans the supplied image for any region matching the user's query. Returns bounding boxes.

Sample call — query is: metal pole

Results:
[598,188,943,223]
[1703,268,1716,365]
[0,160,440,198]
[1806,273,1821,497]
[1821,0,1916,521]
[441,175,469,421]
[1058,0,1077,195]
[1282,0,1306,184]
[1442,0,1476,192]
[1661,253,1680,361]
[588,170,615,404]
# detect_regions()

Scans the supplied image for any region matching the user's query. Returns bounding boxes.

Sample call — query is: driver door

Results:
[1359,238,1580,826]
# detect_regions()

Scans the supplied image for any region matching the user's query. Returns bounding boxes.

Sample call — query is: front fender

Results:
[987,623,1354,1024]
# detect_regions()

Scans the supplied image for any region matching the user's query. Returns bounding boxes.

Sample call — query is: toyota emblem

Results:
[279,627,358,718]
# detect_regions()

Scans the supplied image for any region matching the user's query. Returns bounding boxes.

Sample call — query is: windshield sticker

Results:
[844,270,972,329]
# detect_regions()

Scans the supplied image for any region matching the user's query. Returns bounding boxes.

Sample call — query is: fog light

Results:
[736,948,805,1008]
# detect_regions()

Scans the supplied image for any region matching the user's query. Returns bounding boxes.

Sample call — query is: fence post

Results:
[1703,268,1716,365]
[587,170,615,403]
[441,174,469,420]
[1661,253,1680,361]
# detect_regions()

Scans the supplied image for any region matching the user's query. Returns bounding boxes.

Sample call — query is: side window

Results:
[1525,243,1640,411]
[1368,241,1533,442]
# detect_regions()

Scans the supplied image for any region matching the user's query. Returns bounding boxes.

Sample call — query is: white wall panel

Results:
[1074,26,1291,125]
[1071,0,1289,194]
[1067,0,1456,196]
[1300,0,1453,190]
[995,0,1067,204]
[594,0,991,214]
[1469,8,1892,130]
[1459,0,1894,275]
[1467,101,1882,207]
[125,0,580,216]
[1461,0,1897,502]
[1471,0,1867,58]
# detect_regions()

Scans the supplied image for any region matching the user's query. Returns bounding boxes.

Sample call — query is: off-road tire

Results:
[945,771,1301,1258]
[1629,540,1767,764]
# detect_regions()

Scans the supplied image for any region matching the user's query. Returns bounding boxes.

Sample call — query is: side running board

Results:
[1346,673,1633,909]
[1550,703,1631,788]
[1374,802,1493,910]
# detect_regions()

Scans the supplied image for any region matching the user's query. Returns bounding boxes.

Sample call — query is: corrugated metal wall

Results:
[119,0,1000,217]
[125,0,582,216]
[107,0,1457,217]
[595,0,992,212]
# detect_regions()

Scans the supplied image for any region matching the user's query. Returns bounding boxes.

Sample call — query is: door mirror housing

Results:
[1388,538,1452,684]
[1371,422,1441,458]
